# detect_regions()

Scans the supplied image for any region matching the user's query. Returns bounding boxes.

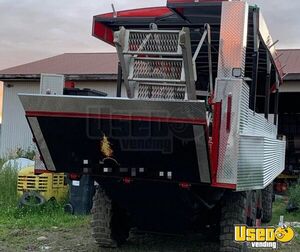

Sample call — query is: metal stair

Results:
[114,27,197,100]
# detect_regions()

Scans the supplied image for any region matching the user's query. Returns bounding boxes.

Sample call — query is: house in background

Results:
[277,49,300,174]
[0,50,299,157]
[0,53,119,156]
[279,49,300,92]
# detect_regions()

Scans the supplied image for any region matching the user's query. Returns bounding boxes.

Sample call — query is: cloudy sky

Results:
[0,0,299,70]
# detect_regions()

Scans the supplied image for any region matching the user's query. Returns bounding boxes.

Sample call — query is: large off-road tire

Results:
[91,187,130,248]
[219,191,257,252]
[262,183,273,223]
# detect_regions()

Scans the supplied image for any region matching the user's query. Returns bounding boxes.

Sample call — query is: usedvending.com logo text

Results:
[234,225,295,249]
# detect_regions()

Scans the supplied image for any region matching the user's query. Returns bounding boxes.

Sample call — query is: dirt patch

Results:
[1,224,299,252]
[0,226,96,252]
[0,225,217,252]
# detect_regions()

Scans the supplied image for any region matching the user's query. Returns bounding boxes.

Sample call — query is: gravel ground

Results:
[0,225,218,252]
[0,224,299,252]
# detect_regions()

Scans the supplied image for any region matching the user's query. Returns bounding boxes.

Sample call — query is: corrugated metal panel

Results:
[215,79,285,190]
[0,82,3,123]
[239,83,249,131]
[242,112,277,138]
[239,81,277,138]
[237,135,286,191]
[0,81,119,157]
[236,81,285,191]
[0,82,39,157]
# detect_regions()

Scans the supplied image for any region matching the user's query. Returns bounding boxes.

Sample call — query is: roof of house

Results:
[0,50,299,81]
[0,53,118,81]
[278,49,300,81]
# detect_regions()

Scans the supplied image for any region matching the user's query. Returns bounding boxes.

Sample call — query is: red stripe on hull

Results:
[211,182,236,190]
[26,111,207,125]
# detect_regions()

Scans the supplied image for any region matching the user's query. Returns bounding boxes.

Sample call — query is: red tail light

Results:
[123,177,132,184]
[179,182,191,189]
[68,173,81,181]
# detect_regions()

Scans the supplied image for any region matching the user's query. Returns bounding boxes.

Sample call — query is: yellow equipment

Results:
[17,166,68,205]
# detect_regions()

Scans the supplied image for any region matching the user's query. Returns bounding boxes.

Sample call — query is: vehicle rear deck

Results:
[93,1,282,109]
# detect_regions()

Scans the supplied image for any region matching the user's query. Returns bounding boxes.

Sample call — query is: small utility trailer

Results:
[19,0,285,251]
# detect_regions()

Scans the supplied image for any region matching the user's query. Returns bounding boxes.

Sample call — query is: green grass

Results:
[0,162,19,207]
[0,202,89,229]
[0,159,92,251]
[288,184,300,208]
[270,197,300,226]
[270,197,300,247]
[0,159,299,251]
[0,159,88,230]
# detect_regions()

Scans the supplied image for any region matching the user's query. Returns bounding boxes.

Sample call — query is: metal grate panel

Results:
[217,2,249,78]
[215,79,244,185]
[137,83,186,100]
[126,30,181,55]
[130,58,184,82]
[115,27,196,99]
